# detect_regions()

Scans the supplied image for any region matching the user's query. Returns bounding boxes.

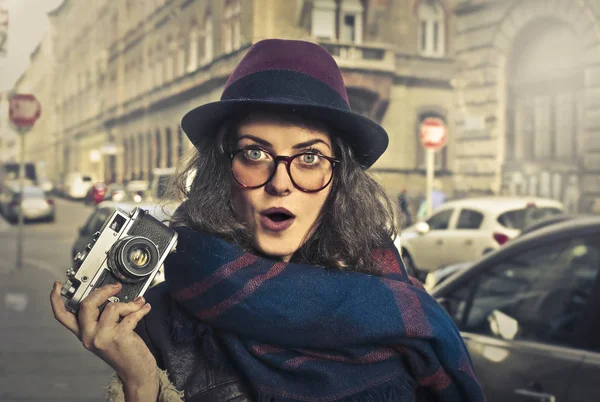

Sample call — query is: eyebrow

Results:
[237,134,331,150]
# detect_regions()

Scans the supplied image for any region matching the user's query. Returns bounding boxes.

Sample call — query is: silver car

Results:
[0,184,55,222]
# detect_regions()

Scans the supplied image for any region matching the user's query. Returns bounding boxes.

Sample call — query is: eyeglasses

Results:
[230,147,340,193]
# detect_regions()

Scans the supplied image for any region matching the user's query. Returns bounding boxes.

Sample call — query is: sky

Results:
[0,0,64,92]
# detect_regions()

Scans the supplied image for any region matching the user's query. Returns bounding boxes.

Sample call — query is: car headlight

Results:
[400,231,419,241]
[424,273,437,292]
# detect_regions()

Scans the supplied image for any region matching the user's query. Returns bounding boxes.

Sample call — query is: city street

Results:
[0,198,113,401]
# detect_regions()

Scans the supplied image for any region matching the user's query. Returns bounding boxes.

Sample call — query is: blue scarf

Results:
[164,227,485,402]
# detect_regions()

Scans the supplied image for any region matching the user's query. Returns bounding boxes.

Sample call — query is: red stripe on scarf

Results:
[250,344,286,356]
[173,253,258,301]
[383,280,433,338]
[288,348,397,367]
[197,261,287,320]
[419,367,452,392]
[372,248,403,276]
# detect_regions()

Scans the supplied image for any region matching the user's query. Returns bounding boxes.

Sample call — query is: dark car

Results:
[424,214,587,291]
[431,216,600,402]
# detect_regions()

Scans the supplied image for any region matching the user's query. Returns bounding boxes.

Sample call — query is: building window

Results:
[187,23,199,72]
[166,128,173,167]
[311,0,336,40]
[155,131,162,168]
[417,0,445,57]
[223,0,241,53]
[312,0,363,43]
[416,112,447,170]
[338,0,363,44]
[204,12,213,63]
[165,35,176,82]
[177,127,185,159]
[507,21,582,163]
[176,33,186,77]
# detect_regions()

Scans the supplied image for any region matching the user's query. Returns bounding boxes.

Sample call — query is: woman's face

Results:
[231,114,334,261]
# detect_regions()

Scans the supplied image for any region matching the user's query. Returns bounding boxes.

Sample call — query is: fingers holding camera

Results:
[50,281,80,337]
[78,282,123,343]
[97,295,149,329]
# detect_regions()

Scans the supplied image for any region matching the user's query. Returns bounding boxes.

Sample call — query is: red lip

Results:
[260,207,295,232]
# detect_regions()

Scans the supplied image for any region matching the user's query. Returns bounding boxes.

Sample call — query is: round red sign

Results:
[9,93,41,129]
[419,117,447,151]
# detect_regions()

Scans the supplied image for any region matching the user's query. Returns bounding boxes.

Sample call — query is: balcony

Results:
[318,41,396,73]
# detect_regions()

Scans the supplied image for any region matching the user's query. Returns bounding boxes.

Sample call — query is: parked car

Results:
[397,196,564,278]
[71,199,180,287]
[430,216,600,402]
[84,182,107,205]
[64,172,95,200]
[125,180,149,195]
[0,183,55,223]
[102,184,127,202]
[423,213,588,291]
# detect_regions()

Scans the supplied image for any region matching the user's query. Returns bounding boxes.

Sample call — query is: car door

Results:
[566,269,600,402]
[407,208,455,271]
[444,208,488,266]
[439,233,600,402]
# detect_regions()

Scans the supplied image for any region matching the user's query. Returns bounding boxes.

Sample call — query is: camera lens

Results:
[128,246,151,269]
[108,236,160,283]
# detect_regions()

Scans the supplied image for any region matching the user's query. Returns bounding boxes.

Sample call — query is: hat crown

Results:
[224,39,349,105]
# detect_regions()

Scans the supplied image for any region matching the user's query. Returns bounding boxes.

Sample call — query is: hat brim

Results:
[180,99,388,168]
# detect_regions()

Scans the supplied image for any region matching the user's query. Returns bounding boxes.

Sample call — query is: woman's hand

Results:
[50,281,159,401]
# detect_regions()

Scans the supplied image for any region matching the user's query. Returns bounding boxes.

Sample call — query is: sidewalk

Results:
[0,251,113,401]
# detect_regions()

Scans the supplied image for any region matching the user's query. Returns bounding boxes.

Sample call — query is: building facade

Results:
[18,0,457,206]
[453,0,600,213]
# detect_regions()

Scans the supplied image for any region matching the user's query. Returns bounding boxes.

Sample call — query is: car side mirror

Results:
[415,221,430,235]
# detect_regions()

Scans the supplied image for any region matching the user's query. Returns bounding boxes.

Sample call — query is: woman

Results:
[51,39,484,402]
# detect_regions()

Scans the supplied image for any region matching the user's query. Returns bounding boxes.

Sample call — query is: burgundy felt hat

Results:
[181,39,389,168]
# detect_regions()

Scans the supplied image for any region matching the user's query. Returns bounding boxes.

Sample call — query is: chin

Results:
[254,235,300,261]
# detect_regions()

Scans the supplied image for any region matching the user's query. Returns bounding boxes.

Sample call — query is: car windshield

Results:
[498,207,563,230]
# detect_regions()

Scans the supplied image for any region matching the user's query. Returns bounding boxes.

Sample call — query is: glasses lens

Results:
[231,150,334,191]
[290,154,333,191]
[232,150,273,187]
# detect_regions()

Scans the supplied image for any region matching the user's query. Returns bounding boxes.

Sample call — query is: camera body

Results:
[61,207,178,314]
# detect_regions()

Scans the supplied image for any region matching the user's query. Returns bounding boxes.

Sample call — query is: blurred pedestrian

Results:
[397,187,413,228]
[51,39,483,402]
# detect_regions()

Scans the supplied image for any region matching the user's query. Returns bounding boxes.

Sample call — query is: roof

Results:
[439,196,565,214]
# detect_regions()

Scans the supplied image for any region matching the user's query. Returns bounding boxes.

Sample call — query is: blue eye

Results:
[301,154,318,164]
[244,149,265,160]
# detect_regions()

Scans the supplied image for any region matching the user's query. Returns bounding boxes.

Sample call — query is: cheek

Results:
[231,185,256,223]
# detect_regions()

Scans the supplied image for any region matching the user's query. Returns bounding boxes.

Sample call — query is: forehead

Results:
[235,113,332,146]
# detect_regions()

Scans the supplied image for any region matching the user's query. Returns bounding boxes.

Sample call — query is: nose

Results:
[265,161,293,195]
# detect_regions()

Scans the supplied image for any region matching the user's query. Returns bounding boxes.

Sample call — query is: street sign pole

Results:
[419,117,448,218]
[16,128,26,270]
[8,93,41,271]
[426,148,434,218]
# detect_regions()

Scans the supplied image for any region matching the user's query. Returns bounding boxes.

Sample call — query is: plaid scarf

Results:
[164,227,485,402]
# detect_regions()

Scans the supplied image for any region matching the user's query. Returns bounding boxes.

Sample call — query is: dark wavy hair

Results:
[169,111,397,274]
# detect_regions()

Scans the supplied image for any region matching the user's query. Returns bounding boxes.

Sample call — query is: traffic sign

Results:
[9,93,41,129]
[419,117,447,151]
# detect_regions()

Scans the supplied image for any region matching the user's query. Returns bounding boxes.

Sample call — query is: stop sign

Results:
[419,117,447,151]
[9,93,41,129]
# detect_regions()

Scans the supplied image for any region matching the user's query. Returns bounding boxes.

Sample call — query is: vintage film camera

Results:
[61,207,178,314]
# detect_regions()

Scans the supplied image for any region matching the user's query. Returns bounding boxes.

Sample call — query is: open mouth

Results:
[260,208,296,231]
[265,212,293,222]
